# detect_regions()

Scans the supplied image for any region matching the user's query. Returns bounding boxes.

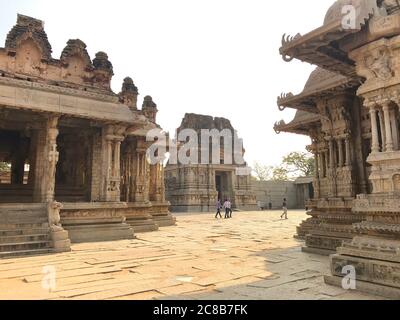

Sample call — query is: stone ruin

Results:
[165,113,258,212]
[0,14,176,257]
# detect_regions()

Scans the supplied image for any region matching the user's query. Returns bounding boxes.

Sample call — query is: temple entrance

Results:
[215,171,233,201]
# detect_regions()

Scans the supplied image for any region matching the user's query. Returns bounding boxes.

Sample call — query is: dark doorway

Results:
[55,127,93,202]
[216,174,222,201]
[215,171,232,202]
[308,183,314,200]
[0,129,33,203]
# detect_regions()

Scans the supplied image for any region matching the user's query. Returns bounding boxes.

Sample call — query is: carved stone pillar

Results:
[369,105,380,153]
[33,116,59,203]
[315,152,320,179]
[101,125,125,202]
[134,140,148,203]
[390,108,399,150]
[382,101,394,152]
[314,151,321,199]
[378,108,386,152]
[345,137,352,166]
[318,152,324,178]
[329,139,335,169]
[324,151,329,176]
[46,117,60,202]
[338,139,344,167]
[150,163,163,202]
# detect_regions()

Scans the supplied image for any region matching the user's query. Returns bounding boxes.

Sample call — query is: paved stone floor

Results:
[0,211,385,300]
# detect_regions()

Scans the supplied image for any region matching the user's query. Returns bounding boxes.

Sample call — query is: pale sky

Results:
[0,0,334,167]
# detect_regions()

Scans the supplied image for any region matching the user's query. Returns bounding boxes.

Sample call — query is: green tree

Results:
[282,152,315,178]
[272,166,289,181]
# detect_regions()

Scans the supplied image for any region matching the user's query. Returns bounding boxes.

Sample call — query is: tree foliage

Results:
[252,152,315,182]
[271,166,289,181]
[252,162,273,181]
[282,152,315,177]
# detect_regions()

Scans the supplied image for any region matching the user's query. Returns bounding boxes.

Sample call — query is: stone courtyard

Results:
[0,211,384,300]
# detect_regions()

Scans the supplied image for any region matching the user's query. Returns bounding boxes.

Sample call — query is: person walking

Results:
[280,198,288,220]
[228,200,233,218]
[215,199,222,219]
[224,199,231,219]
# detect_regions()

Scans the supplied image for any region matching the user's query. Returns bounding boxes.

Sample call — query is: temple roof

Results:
[178,113,235,132]
[1,14,115,94]
[277,67,360,113]
[5,14,53,60]
[274,110,320,135]
[0,14,164,129]
[279,0,388,77]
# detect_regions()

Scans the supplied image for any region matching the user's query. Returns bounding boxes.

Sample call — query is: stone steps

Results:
[0,222,49,230]
[0,227,49,237]
[0,248,53,259]
[0,234,49,244]
[0,204,53,258]
[0,240,51,254]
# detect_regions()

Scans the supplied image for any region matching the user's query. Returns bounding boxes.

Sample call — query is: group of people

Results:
[214,198,289,220]
[215,199,233,219]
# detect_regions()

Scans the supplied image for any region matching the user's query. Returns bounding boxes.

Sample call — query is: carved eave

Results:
[279,1,384,77]
[274,111,320,136]
[277,76,360,113]
[280,21,362,77]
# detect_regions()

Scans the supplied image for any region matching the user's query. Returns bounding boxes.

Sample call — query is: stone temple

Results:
[165,113,258,212]
[0,15,175,257]
[275,0,400,298]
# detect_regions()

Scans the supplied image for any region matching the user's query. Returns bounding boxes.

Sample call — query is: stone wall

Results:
[251,180,310,210]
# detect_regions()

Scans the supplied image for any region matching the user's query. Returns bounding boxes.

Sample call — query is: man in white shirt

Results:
[224,199,232,219]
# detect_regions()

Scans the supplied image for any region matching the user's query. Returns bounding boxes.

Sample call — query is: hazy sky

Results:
[0,0,334,167]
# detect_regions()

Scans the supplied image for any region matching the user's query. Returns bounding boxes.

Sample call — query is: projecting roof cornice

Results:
[279,0,388,77]
[277,69,361,113]
[274,110,320,136]
[0,76,147,126]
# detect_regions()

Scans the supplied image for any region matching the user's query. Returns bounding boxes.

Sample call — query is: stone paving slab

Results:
[0,211,387,300]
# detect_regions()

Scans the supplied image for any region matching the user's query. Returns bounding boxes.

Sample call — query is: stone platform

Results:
[0,211,384,300]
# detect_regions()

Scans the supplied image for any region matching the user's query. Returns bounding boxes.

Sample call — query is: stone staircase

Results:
[0,204,53,259]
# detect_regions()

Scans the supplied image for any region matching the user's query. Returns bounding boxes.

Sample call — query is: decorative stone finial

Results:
[119,77,139,111]
[142,96,158,123]
[122,77,139,95]
[93,51,114,75]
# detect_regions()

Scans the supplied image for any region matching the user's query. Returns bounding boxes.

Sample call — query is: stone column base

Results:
[50,228,71,253]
